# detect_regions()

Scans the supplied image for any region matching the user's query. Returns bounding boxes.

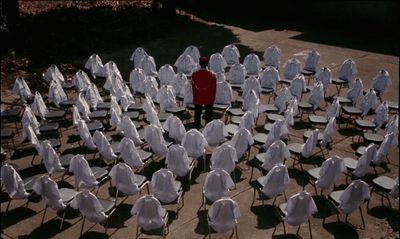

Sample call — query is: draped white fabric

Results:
[315,67,332,89]
[78,120,96,150]
[283,58,301,80]
[109,163,140,195]
[209,53,228,74]
[120,116,143,145]
[40,140,65,174]
[385,115,398,136]
[203,119,228,146]
[85,83,103,110]
[321,117,337,147]
[315,155,346,189]
[390,177,399,199]
[119,137,144,170]
[142,76,159,100]
[339,59,357,82]
[93,130,117,163]
[346,78,364,105]
[12,76,32,103]
[181,129,208,158]
[260,66,280,91]
[158,64,176,86]
[337,179,370,214]
[289,74,306,99]
[373,102,389,130]
[84,53,104,78]
[208,198,241,233]
[163,115,186,143]
[69,155,98,190]
[140,55,158,77]
[242,76,262,98]
[222,44,240,66]
[70,190,108,223]
[130,47,148,69]
[174,54,197,76]
[31,92,48,120]
[353,143,377,178]
[263,46,281,68]
[261,163,290,198]
[261,140,290,171]
[183,45,201,64]
[173,72,188,98]
[72,105,81,126]
[129,68,146,93]
[307,82,324,110]
[228,128,253,159]
[48,80,67,108]
[146,107,163,129]
[183,80,193,105]
[242,90,260,119]
[151,168,180,203]
[301,129,319,158]
[275,86,293,114]
[228,63,246,84]
[100,61,122,80]
[156,85,177,112]
[1,164,30,199]
[327,98,341,119]
[303,50,320,72]
[73,70,91,92]
[372,70,392,95]
[373,132,398,165]
[284,191,317,226]
[144,124,168,156]
[239,111,255,130]
[263,121,289,150]
[359,89,378,116]
[210,144,238,174]
[33,175,65,210]
[204,168,235,202]
[215,80,233,105]
[166,144,191,177]
[22,105,40,137]
[131,195,166,231]
[243,53,261,76]
[76,93,91,121]
[43,64,65,85]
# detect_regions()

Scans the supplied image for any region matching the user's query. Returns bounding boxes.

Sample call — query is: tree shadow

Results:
[288,168,309,188]
[194,209,209,236]
[311,195,337,219]
[106,203,132,228]
[250,205,282,230]
[323,221,359,239]
[367,206,399,232]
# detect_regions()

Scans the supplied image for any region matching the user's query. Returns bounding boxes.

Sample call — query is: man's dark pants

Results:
[194,104,213,129]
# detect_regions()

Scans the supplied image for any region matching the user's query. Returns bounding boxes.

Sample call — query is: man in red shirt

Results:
[191,56,217,129]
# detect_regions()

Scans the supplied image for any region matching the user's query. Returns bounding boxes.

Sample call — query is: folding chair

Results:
[207,197,240,239]
[367,176,398,209]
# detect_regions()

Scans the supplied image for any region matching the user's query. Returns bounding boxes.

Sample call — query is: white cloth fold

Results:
[261,163,290,198]
[43,64,65,85]
[289,74,306,99]
[93,130,117,163]
[228,128,253,159]
[131,195,166,231]
[109,163,140,195]
[156,85,177,112]
[372,70,392,95]
[140,55,158,77]
[210,144,238,174]
[275,86,293,114]
[209,53,228,73]
[260,66,280,91]
[158,64,176,86]
[48,80,67,108]
[208,198,241,234]
[78,120,96,150]
[174,54,197,76]
[353,143,376,178]
[69,155,98,190]
[163,115,186,143]
[84,54,104,78]
[76,93,91,121]
[40,140,65,174]
[315,67,332,89]
[119,137,144,170]
[203,119,228,146]
[151,168,180,203]
[373,132,398,165]
[70,190,108,223]
[31,92,48,120]
[204,168,235,202]
[1,164,30,199]
[181,129,208,158]
[243,53,261,75]
[261,140,290,171]
[283,58,301,80]
[73,70,91,92]
[12,76,32,103]
[130,47,148,68]
[303,50,320,72]
[301,129,319,158]
[173,72,188,98]
[359,89,378,116]
[263,46,281,68]
[120,116,143,145]
[307,82,324,110]
[284,191,317,226]
[228,63,246,84]
[33,175,66,210]
[316,155,346,189]
[338,179,370,214]
[373,102,389,130]
[339,59,357,83]
[85,83,103,110]
[183,45,201,64]
[22,105,40,138]
[222,44,240,66]
[321,117,337,147]
[166,144,192,177]
[129,68,146,93]
[215,80,233,105]
[144,124,168,156]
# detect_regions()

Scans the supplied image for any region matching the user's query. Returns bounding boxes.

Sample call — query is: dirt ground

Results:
[1,5,399,239]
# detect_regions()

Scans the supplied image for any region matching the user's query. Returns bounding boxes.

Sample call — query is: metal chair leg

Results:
[308,219,313,239]
[80,217,86,237]
[359,207,365,228]
[41,206,48,225]
[60,208,67,230]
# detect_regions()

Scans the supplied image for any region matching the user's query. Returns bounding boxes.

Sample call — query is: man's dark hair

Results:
[199,56,208,68]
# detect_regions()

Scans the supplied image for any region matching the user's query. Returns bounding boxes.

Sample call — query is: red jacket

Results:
[191,69,217,105]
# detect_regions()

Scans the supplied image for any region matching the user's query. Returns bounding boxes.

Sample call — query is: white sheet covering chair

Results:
[277,191,317,239]
[263,45,281,68]
[210,144,238,183]
[93,130,118,165]
[163,115,186,144]
[12,76,33,103]
[252,163,289,206]
[243,53,261,76]
[332,58,357,94]
[151,168,184,217]
[201,168,235,210]
[33,175,78,229]
[131,195,169,238]
[1,164,36,214]
[70,190,116,237]
[288,129,320,170]
[85,53,104,78]
[227,127,254,163]
[279,58,301,85]
[228,63,246,88]
[222,44,240,66]
[166,144,195,184]
[130,47,148,69]
[328,179,370,228]
[203,119,228,147]
[144,124,168,158]
[207,197,241,238]
[108,163,149,206]
[307,155,346,195]
[209,53,228,74]
[118,137,152,174]
[181,129,208,170]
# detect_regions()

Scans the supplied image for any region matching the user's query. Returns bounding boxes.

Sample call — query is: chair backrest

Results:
[304,50,320,72]
[181,129,208,158]
[228,63,246,84]
[262,163,290,198]
[70,190,108,223]
[41,140,65,174]
[229,128,254,159]
[315,67,332,88]
[93,130,117,162]
[119,137,144,170]
[166,144,191,177]
[345,78,363,104]
[204,168,235,202]
[151,169,179,203]
[262,140,290,171]
[208,198,240,234]
[283,58,301,80]
[307,82,324,110]
[33,175,66,210]
[131,195,165,231]
[203,119,227,146]
[260,66,280,90]
[316,155,346,189]
[338,179,370,214]
[144,125,167,156]
[32,92,48,120]
[209,53,227,73]
[301,129,319,158]
[372,69,391,95]
[69,155,98,190]
[222,44,240,66]
[158,64,176,86]
[263,46,281,67]
[373,102,389,129]
[275,86,293,114]
[353,143,377,178]
[183,45,200,64]
[285,191,317,226]
[130,47,148,68]
[0,164,30,199]
[210,144,237,174]
[242,76,262,97]
[339,59,357,82]
[243,53,261,75]
[109,163,140,195]
[289,74,306,99]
